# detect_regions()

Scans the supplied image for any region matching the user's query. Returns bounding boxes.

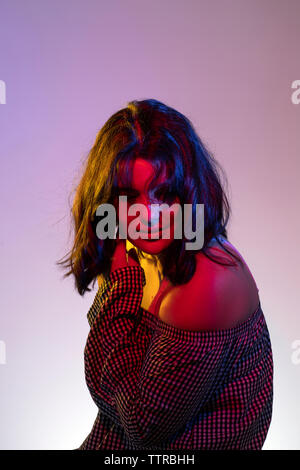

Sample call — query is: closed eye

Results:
[115,187,140,199]
[114,186,178,204]
[153,188,177,203]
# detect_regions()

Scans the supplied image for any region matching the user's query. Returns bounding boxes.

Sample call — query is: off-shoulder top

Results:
[77,265,273,450]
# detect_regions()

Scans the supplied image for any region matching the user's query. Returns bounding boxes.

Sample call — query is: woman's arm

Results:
[84,263,230,448]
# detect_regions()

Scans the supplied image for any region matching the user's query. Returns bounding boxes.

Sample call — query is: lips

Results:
[139,220,161,234]
[139,224,174,240]
[140,227,163,235]
[140,223,170,235]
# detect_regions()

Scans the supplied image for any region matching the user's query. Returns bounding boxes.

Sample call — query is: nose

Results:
[146,202,160,228]
[139,196,161,228]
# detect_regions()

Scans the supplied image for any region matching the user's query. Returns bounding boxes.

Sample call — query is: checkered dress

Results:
[77,265,273,450]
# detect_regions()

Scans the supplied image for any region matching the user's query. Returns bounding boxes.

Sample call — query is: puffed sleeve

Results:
[84,265,231,448]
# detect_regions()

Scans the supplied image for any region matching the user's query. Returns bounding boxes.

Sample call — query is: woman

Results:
[57,99,273,450]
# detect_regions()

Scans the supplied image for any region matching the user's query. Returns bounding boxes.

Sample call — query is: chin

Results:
[127,236,173,255]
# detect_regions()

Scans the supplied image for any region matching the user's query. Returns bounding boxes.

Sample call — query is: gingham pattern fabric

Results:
[77,265,273,450]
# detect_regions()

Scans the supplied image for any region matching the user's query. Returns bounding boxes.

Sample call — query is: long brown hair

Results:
[56,98,241,295]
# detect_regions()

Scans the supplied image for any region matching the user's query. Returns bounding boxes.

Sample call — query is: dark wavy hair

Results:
[56,98,242,295]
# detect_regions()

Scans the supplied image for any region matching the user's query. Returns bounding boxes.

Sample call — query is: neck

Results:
[139,250,164,283]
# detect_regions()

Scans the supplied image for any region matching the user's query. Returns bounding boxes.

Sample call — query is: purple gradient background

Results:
[0,0,299,450]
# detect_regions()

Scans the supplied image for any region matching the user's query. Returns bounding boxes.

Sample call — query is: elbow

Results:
[125,424,177,448]
[127,433,164,449]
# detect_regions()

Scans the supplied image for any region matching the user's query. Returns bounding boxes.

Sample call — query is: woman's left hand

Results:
[110,239,140,273]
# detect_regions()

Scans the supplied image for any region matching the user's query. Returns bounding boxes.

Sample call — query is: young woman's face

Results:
[115,158,181,255]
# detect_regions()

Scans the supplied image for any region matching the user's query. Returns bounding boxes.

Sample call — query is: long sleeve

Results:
[84,265,234,448]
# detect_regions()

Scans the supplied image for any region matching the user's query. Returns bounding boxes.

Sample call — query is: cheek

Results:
[117,201,139,224]
[160,200,182,231]
[171,204,182,233]
[116,197,182,242]
[117,200,145,236]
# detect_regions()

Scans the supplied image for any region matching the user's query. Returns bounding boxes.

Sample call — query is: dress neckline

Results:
[139,300,263,342]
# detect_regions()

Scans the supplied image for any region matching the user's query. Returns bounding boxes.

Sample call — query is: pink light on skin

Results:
[115,158,181,255]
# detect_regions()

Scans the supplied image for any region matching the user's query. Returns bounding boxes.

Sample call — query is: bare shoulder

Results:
[158,238,260,331]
